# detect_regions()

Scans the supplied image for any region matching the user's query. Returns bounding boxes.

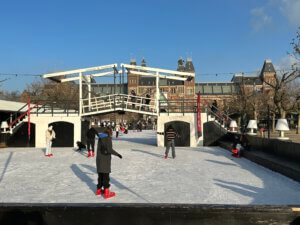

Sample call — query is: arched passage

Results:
[49,121,74,147]
[164,121,190,147]
[7,122,36,147]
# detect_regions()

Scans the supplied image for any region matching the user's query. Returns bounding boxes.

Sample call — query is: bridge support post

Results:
[156,71,159,114]
[79,72,82,116]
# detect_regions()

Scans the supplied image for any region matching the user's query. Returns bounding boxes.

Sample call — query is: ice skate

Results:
[104,188,116,199]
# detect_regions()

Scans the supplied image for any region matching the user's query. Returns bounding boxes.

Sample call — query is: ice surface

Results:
[0,130,300,204]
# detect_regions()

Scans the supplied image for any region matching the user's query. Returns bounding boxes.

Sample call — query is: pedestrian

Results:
[96,127,122,199]
[164,125,177,159]
[45,125,56,157]
[86,126,99,157]
[131,90,136,109]
[115,123,120,138]
[145,93,151,111]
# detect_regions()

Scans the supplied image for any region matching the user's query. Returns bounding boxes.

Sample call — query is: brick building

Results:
[91,58,276,121]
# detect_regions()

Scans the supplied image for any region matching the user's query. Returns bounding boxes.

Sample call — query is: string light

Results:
[0,67,295,78]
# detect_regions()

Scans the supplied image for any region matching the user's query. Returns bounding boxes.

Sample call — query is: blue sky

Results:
[0,0,299,91]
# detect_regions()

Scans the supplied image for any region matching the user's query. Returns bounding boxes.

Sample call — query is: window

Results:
[178,87,184,93]
[186,88,194,95]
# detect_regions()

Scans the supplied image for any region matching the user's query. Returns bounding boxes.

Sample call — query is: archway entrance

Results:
[49,122,74,147]
[7,122,36,147]
[164,121,190,147]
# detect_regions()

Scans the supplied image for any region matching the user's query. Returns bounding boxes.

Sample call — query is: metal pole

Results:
[27,96,31,143]
[88,75,91,112]
[119,69,121,94]
[79,72,82,116]
[156,71,159,114]
[267,104,270,139]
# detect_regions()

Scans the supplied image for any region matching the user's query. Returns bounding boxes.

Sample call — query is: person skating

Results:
[96,127,122,199]
[115,124,120,138]
[165,125,177,159]
[45,125,56,157]
[86,126,98,157]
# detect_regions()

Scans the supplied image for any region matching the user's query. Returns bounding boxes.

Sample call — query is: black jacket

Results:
[96,136,120,173]
[87,128,98,140]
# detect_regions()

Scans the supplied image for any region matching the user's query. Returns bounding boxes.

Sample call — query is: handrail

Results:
[8,102,43,128]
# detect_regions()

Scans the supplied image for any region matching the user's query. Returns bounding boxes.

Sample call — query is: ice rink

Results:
[0,130,300,204]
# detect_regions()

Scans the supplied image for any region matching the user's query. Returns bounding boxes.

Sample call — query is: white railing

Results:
[81,94,157,115]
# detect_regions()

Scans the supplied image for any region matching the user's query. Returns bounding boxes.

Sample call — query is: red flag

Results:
[197,92,202,137]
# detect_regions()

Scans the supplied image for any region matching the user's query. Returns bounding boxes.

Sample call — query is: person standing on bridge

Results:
[45,125,56,157]
[131,90,136,109]
[145,93,151,111]
[96,127,122,199]
[164,125,177,159]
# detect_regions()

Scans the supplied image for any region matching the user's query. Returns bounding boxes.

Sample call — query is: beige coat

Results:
[46,129,56,143]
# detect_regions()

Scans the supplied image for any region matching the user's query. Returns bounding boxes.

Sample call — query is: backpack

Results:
[98,138,109,155]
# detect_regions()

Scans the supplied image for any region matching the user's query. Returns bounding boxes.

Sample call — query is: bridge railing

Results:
[82,94,157,114]
[158,99,205,115]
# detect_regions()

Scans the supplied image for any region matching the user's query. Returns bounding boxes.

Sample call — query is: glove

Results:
[118,154,122,159]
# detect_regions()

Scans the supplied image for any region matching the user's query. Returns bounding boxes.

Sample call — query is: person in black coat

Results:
[86,126,99,157]
[96,127,122,199]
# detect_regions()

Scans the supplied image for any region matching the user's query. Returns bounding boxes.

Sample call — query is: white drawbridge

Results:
[43,63,195,117]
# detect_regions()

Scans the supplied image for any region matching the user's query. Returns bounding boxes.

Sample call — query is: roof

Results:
[231,75,263,85]
[196,82,238,95]
[260,59,276,76]
[0,100,27,112]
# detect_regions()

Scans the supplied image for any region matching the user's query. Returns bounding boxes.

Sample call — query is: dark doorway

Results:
[164,121,190,147]
[49,122,74,147]
[7,122,35,147]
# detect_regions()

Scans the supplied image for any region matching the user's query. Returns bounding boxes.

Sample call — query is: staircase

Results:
[2,102,42,134]
[206,105,238,133]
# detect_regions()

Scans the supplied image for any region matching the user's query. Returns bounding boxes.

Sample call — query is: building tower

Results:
[127,58,138,95]
[184,57,195,98]
[177,57,185,72]
[260,59,276,88]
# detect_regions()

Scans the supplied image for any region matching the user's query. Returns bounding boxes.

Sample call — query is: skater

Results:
[86,126,98,157]
[232,134,242,158]
[76,141,86,152]
[45,125,56,157]
[165,125,177,159]
[115,123,120,138]
[96,127,122,199]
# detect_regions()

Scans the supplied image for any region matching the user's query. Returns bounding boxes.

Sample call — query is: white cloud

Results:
[279,0,300,26]
[275,54,299,71]
[250,7,273,31]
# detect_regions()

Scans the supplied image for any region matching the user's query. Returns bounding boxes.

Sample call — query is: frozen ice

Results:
[0,130,300,204]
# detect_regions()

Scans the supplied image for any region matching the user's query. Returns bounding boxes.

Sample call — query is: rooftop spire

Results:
[177,57,185,72]
[130,57,137,65]
[141,58,146,67]
[185,57,195,72]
